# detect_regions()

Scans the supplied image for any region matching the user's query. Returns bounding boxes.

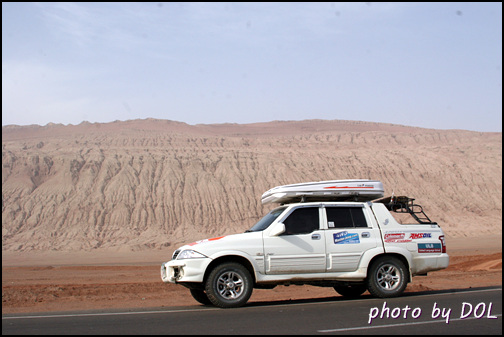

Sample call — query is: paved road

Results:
[3,287,501,335]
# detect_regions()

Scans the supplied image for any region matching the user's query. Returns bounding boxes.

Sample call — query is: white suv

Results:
[161,199,449,308]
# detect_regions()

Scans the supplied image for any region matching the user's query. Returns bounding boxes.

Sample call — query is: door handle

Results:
[311,234,321,240]
[361,232,371,238]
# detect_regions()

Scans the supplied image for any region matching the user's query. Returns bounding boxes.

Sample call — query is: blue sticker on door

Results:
[334,231,360,244]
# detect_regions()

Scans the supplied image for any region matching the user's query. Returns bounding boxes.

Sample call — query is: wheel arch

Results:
[204,255,257,285]
[367,253,412,283]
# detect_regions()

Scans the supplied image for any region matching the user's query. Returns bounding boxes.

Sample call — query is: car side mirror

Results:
[269,222,285,237]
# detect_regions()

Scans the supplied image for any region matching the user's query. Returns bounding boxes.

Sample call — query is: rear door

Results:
[263,206,326,274]
[323,205,380,272]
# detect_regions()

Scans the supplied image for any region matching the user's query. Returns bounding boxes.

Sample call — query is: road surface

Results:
[3,287,501,335]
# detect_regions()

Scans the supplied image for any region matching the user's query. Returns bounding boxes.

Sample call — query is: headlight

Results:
[177,249,207,260]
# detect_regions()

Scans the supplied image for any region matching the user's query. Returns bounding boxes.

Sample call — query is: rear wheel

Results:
[367,256,408,298]
[205,262,253,308]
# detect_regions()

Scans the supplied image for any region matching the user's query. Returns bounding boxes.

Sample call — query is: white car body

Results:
[161,200,449,307]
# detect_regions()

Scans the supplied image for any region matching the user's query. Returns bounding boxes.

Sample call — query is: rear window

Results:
[326,207,367,228]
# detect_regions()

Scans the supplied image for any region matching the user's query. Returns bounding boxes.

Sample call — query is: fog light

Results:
[173,266,184,280]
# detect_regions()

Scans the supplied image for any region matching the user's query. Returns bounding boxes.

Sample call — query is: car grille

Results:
[172,249,181,260]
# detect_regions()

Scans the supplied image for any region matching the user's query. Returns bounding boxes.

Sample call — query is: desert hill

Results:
[2,119,502,252]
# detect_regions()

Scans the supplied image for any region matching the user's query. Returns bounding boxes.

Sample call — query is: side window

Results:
[350,208,367,228]
[282,207,319,235]
[326,207,367,228]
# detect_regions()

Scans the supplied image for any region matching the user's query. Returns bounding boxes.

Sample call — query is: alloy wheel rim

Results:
[217,271,244,299]
[376,264,401,290]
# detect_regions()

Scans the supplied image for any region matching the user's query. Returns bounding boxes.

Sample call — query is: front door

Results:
[263,206,326,274]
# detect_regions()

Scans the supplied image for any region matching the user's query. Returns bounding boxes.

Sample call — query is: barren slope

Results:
[2,119,502,252]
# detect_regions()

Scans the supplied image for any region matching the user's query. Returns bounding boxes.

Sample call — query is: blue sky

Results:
[2,2,502,132]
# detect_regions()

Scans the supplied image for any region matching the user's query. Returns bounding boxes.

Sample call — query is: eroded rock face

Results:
[2,119,502,252]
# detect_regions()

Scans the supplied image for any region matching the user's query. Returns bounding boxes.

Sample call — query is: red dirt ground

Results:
[2,242,501,314]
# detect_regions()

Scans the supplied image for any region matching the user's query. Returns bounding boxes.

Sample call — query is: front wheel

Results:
[205,262,253,308]
[367,256,408,298]
[190,289,212,305]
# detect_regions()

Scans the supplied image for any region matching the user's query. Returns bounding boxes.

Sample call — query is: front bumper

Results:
[161,258,212,283]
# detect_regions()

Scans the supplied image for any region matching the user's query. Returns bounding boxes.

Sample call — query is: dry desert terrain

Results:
[2,119,502,313]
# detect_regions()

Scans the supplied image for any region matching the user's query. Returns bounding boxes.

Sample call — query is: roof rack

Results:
[372,196,435,224]
[295,194,367,204]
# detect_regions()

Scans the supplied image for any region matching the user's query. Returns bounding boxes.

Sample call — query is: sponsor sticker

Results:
[410,233,432,239]
[384,232,411,243]
[384,232,434,243]
[418,243,442,253]
[334,231,360,244]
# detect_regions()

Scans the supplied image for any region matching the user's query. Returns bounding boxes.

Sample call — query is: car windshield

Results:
[246,207,287,232]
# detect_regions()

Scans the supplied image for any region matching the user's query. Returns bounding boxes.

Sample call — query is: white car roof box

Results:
[261,179,384,205]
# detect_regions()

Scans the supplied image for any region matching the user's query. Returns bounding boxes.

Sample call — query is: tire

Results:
[204,262,253,308]
[367,256,408,298]
[189,289,212,305]
[333,284,367,298]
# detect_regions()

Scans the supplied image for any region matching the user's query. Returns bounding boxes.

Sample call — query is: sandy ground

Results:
[2,236,501,314]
